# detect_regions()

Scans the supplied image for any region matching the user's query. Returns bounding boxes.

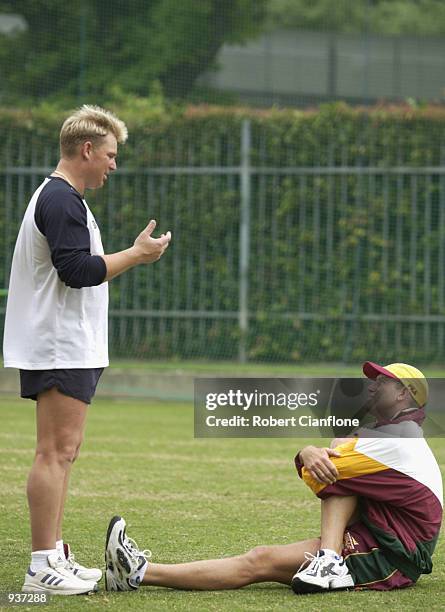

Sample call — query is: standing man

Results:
[3,105,171,595]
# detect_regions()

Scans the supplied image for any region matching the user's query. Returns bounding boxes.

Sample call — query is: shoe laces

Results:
[48,554,80,579]
[296,551,322,575]
[65,550,82,571]
[124,535,152,563]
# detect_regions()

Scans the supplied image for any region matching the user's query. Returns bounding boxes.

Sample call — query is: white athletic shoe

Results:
[64,543,103,582]
[22,553,98,595]
[291,550,354,594]
[104,516,151,591]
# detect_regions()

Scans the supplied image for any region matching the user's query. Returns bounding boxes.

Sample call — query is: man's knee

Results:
[243,546,273,580]
[35,439,83,466]
[72,442,82,462]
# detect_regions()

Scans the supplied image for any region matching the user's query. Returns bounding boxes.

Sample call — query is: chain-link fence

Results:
[2,113,445,363]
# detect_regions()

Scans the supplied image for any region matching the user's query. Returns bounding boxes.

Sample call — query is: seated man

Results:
[104,362,443,594]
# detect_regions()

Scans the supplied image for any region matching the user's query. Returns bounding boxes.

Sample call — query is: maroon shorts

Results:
[342,521,414,591]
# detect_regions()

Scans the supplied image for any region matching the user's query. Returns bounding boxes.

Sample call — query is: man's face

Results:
[84,133,118,190]
[367,374,407,416]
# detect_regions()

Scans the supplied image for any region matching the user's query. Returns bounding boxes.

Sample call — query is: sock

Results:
[56,539,64,557]
[131,559,149,586]
[30,548,58,572]
[321,548,341,559]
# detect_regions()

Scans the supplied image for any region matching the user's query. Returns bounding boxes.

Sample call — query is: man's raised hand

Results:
[133,219,171,264]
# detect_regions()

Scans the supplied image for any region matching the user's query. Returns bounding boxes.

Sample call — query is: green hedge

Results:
[2,101,445,363]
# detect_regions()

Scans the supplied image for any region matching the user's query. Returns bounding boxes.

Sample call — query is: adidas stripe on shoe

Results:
[22,553,98,596]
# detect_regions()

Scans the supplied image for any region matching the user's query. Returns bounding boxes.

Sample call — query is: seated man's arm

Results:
[299,438,406,502]
[295,445,341,485]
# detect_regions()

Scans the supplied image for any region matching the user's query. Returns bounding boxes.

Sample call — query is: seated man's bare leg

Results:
[27,388,88,551]
[320,495,358,554]
[141,538,321,590]
[289,497,358,594]
[141,498,357,591]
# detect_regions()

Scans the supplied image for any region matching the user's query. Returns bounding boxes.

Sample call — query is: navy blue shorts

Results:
[19,368,104,404]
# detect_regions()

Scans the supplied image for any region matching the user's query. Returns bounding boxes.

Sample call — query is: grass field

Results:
[108,360,445,377]
[0,396,444,611]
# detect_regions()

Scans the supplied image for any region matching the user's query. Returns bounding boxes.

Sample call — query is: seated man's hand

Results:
[299,445,341,485]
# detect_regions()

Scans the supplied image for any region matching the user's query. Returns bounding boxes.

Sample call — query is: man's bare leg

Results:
[139,497,358,590]
[55,416,87,542]
[56,469,71,543]
[27,388,88,551]
[141,538,321,590]
[320,495,358,554]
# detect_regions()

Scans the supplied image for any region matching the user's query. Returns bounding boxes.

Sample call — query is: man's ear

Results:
[398,387,409,402]
[80,141,93,160]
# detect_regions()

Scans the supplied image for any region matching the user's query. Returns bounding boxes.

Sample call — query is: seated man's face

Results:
[367,375,406,417]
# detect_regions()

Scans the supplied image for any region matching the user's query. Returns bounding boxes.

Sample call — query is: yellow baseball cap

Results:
[362,361,428,407]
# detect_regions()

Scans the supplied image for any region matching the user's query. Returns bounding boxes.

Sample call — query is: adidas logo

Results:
[41,573,64,586]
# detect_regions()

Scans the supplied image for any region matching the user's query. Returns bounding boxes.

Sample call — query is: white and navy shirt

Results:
[3,177,109,369]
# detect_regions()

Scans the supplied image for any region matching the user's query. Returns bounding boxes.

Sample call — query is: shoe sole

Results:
[291,577,326,594]
[291,575,354,595]
[105,516,123,591]
[104,569,120,592]
[106,515,123,551]
[22,584,98,596]
[104,515,138,592]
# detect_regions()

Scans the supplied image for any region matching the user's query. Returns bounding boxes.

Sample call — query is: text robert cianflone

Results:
[205,389,320,411]
[205,415,360,428]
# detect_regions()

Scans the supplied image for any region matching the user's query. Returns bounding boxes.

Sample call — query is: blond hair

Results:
[60,105,128,158]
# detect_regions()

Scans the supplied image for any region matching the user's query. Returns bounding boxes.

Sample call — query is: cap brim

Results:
[362,361,398,381]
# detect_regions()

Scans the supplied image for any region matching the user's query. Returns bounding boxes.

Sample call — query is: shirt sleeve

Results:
[35,187,107,289]
[296,438,399,501]
[294,451,304,478]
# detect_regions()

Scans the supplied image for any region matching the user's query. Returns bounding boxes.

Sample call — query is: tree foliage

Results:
[267,0,445,35]
[0,0,266,105]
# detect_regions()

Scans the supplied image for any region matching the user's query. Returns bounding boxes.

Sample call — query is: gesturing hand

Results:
[133,219,171,264]
[299,445,341,485]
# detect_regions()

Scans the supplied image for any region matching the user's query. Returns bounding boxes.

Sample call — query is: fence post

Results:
[239,119,251,363]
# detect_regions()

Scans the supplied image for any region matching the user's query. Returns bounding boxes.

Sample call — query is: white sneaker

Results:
[291,550,354,594]
[104,516,151,591]
[64,543,102,582]
[22,553,98,595]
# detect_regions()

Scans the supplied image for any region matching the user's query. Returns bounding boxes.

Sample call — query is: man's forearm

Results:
[101,248,141,282]
[296,445,340,485]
